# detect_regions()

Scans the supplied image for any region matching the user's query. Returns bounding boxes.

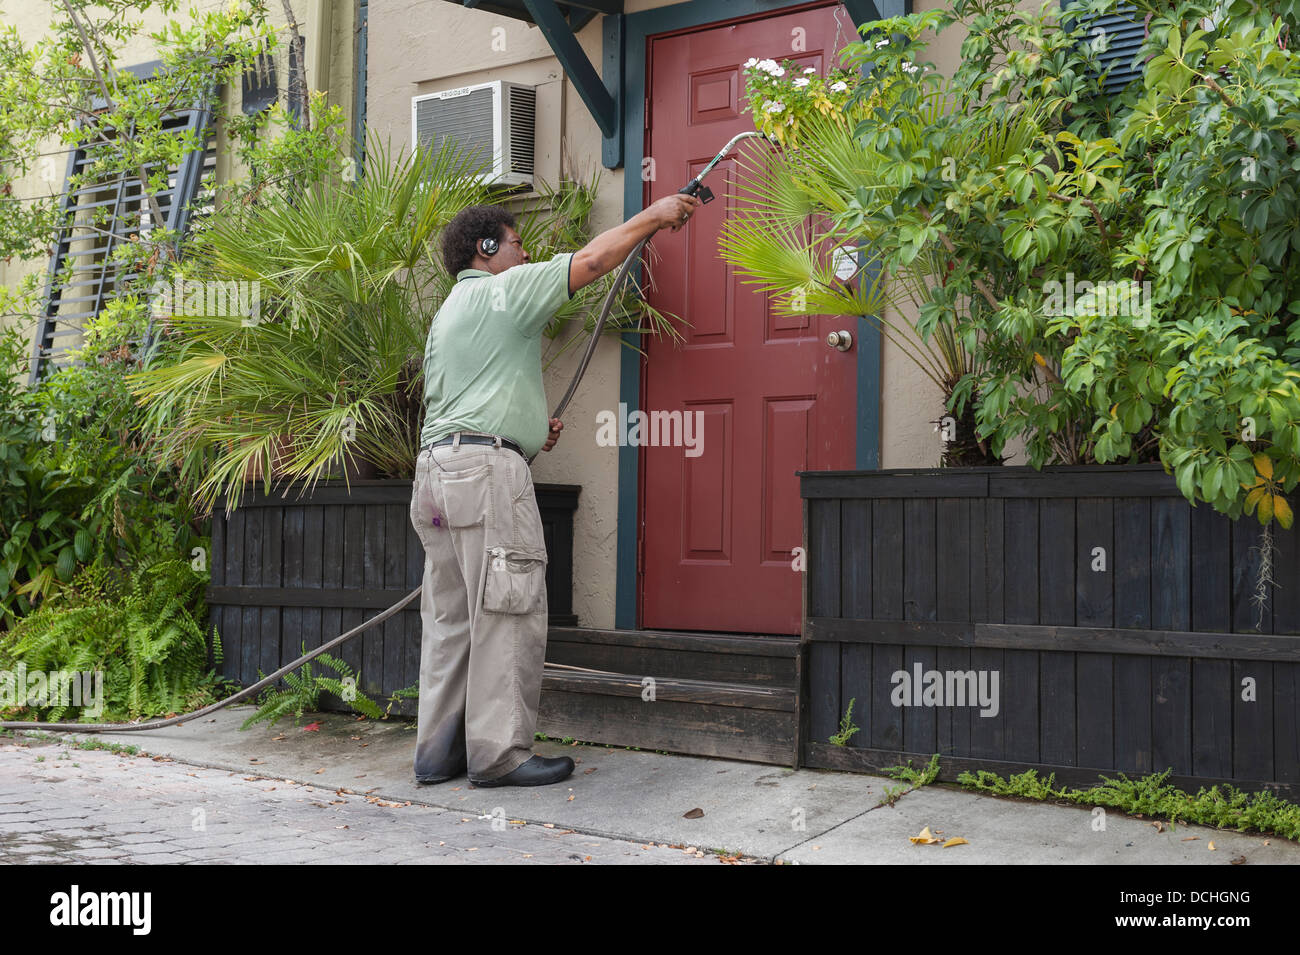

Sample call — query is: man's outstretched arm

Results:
[569,194,702,296]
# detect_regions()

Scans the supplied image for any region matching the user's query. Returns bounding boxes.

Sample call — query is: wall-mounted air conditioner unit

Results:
[412,80,536,189]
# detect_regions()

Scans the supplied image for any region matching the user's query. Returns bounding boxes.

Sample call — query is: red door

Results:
[640,3,860,635]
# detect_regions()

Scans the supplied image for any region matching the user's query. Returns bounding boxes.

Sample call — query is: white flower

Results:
[901,60,919,74]
[757,58,780,74]
[830,80,849,92]
[764,100,785,113]
[744,57,759,68]
[803,67,817,74]
[793,77,810,87]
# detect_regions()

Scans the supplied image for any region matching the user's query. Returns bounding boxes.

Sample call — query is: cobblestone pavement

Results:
[0,738,744,865]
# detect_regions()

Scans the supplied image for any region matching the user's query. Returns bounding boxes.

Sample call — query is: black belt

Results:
[426,433,527,461]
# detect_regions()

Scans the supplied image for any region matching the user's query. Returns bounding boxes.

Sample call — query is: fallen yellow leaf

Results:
[910,826,943,845]
[1208,841,1216,851]
[942,837,969,848]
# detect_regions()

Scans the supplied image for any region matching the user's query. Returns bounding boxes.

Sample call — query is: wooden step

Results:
[545,626,799,688]
[538,667,798,766]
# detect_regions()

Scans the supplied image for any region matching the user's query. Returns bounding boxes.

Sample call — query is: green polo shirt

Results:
[418,252,575,457]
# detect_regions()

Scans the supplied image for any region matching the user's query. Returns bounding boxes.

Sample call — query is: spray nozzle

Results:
[679,130,779,200]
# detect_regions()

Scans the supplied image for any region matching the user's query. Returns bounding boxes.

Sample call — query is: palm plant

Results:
[128,137,677,516]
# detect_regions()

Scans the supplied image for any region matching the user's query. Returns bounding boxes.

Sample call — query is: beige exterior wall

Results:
[0,0,357,340]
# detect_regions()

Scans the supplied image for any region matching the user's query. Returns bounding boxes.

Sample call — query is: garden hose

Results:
[3,131,775,736]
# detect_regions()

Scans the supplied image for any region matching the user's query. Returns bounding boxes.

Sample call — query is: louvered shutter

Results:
[30,80,218,384]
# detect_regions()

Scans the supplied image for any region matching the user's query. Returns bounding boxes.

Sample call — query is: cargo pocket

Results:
[481,544,548,614]
[435,461,494,529]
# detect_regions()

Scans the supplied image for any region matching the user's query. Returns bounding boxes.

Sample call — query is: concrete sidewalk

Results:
[11,706,1299,864]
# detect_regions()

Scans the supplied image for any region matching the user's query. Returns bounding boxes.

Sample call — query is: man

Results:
[409,191,702,787]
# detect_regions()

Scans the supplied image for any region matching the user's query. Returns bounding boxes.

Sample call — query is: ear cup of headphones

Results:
[480,237,498,256]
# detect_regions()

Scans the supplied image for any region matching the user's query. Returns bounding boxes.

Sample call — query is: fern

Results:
[240,647,383,730]
[0,557,218,721]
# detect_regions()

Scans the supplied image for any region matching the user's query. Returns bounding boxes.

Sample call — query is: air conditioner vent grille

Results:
[508,86,536,176]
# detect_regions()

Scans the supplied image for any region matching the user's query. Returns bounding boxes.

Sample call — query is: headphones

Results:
[479,236,498,256]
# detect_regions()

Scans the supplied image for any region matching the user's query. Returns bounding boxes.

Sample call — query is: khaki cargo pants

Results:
[408,436,549,782]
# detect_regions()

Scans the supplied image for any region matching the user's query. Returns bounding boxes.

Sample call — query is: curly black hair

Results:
[442,205,517,275]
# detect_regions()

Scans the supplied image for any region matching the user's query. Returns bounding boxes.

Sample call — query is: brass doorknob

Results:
[826,330,853,351]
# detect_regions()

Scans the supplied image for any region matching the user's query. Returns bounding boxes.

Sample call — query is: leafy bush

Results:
[723,0,1300,524]
[0,298,207,629]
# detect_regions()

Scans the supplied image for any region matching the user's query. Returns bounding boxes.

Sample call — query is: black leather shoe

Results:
[469,755,575,788]
[416,759,467,784]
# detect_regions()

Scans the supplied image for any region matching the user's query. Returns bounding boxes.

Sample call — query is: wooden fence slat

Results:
[1151,498,1190,632]
[222,508,243,685]
[1114,498,1151,629]
[1075,499,1113,627]
[969,647,1004,760]
[808,642,841,746]
[839,643,871,748]
[809,499,841,618]
[241,509,262,686]
[840,500,870,619]
[259,507,282,681]
[1004,499,1038,625]
[281,507,304,678]
[1113,655,1151,774]
[340,505,365,686]
[362,503,385,698]
[901,646,938,759]
[1039,498,1074,626]
[1003,649,1038,763]
[1039,650,1076,766]
[302,505,324,662]
[872,500,903,620]
[937,499,970,623]
[208,506,225,673]
[904,499,937,622]
[870,644,903,751]
[1234,659,1272,782]
[936,645,973,756]
[1076,654,1113,768]
[1191,504,1231,632]
[382,503,406,698]
[969,498,988,623]
[1275,662,1300,782]
[985,499,1004,623]
[1233,518,1270,634]
[1191,658,1232,778]
[1152,657,1192,774]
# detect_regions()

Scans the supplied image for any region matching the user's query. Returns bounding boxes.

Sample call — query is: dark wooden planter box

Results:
[800,464,1300,797]
[207,479,580,715]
